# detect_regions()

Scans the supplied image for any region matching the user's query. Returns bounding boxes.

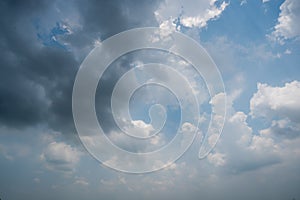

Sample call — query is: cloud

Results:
[208,94,281,174]
[154,0,228,32]
[0,0,161,138]
[250,81,300,123]
[125,120,155,137]
[207,152,226,166]
[74,177,89,186]
[222,112,280,173]
[1,1,300,199]
[240,0,247,6]
[95,105,300,200]
[250,81,300,140]
[270,0,300,43]
[0,0,78,131]
[180,1,228,28]
[107,120,166,153]
[40,141,80,173]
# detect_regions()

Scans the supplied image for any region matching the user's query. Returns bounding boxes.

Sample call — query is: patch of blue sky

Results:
[196,1,298,103]
[172,0,300,135]
[35,21,70,50]
[173,1,286,90]
[200,0,284,44]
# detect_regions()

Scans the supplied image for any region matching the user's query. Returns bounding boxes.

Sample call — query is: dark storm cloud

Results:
[67,0,159,46]
[0,0,56,127]
[0,0,161,135]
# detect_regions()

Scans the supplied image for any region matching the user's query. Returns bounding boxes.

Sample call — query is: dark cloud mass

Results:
[0,0,160,134]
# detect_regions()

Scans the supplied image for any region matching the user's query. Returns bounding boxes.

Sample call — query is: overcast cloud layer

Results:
[0,0,300,200]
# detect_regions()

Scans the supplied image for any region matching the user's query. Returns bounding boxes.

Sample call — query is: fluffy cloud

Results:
[180,1,228,28]
[108,119,166,153]
[155,0,228,32]
[250,81,300,123]
[127,120,155,137]
[250,81,300,140]
[213,110,281,173]
[208,81,300,173]
[207,152,226,166]
[207,90,281,173]
[40,141,80,173]
[217,80,299,174]
[271,0,300,42]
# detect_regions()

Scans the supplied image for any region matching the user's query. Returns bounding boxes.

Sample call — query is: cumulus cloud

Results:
[40,141,81,173]
[211,80,299,176]
[207,90,282,174]
[180,1,228,28]
[108,119,166,153]
[207,152,226,166]
[270,0,300,42]
[250,81,300,123]
[154,0,228,32]
[250,81,300,140]
[216,110,281,173]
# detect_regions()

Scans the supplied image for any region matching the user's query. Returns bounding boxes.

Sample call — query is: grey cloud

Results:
[74,0,159,39]
[0,0,161,136]
[64,0,160,50]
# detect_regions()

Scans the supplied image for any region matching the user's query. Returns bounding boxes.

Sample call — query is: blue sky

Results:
[0,0,300,199]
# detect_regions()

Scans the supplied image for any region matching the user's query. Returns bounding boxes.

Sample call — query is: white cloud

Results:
[270,0,300,43]
[238,80,300,168]
[108,119,166,153]
[207,152,226,166]
[181,1,228,28]
[40,141,81,173]
[180,122,197,134]
[154,0,228,33]
[124,120,155,138]
[209,106,281,173]
[210,92,227,115]
[94,78,300,196]
[240,0,247,6]
[248,135,278,152]
[215,80,298,170]
[250,81,300,123]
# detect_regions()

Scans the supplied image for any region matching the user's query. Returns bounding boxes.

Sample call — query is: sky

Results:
[0,0,300,199]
